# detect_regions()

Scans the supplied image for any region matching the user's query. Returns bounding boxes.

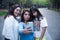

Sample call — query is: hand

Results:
[23,29,32,34]
[37,21,40,27]
[26,26,31,29]
[34,21,40,26]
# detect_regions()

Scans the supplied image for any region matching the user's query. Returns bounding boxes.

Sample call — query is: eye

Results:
[16,9,21,13]
[16,9,19,11]
[25,14,28,15]
[24,12,30,16]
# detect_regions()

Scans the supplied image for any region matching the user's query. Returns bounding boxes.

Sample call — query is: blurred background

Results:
[0,0,60,40]
[0,0,60,16]
[0,0,60,9]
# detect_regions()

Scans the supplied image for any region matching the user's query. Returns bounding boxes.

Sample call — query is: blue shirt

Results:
[18,22,34,40]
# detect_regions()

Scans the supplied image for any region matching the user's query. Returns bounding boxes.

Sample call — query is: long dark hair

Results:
[30,6,43,20]
[4,4,22,19]
[21,10,33,22]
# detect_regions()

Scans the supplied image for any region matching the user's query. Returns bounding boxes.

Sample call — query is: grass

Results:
[0,11,7,16]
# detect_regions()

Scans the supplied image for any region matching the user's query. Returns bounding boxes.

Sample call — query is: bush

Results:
[0,11,7,16]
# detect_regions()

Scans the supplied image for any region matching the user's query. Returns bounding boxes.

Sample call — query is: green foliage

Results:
[17,0,50,5]
[32,0,49,5]
[0,11,7,16]
[1,0,51,8]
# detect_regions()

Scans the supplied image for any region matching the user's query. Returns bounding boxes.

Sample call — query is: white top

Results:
[40,17,48,27]
[34,17,48,38]
[2,15,19,40]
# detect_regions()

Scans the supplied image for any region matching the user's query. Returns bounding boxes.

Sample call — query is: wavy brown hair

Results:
[4,4,22,19]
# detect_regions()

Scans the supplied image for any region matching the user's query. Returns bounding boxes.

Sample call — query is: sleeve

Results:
[18,22,24,34]
[2,16,15,36]
[40,17,48,27]
[2,20,7,36]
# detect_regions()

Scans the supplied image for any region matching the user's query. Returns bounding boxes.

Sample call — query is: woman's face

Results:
[23,11,30,21]
[14,7,21,17]
[33,11,37,17]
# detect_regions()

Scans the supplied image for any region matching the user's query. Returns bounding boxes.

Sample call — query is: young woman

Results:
[18,10,34,40]
[2,4,22,40]
[30,6,48,40]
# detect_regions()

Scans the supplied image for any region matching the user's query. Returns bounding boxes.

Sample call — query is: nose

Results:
[17,11,20,14]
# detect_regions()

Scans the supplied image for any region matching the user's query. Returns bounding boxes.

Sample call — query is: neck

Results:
[34,16,37,18]
[25,21,27,24]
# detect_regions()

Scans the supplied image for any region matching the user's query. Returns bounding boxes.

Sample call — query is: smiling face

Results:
[14,7,21,17]
[23,11,30,21]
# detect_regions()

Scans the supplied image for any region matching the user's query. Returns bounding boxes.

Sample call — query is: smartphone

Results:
[27,22,33,31]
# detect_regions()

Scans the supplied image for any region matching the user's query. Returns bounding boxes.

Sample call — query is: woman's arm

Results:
[18,23,24,34]
[40,27,47,40]
[2,16,15,37]
[18,23,32,34]
[40,17,48,40]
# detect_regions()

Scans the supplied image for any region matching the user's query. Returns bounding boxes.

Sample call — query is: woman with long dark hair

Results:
[18,10,34,40]
[2,4,22,40]
[30,6,48,40]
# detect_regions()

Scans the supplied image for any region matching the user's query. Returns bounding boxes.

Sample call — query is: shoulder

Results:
[5,15,14,20]
[19,22,26,26]
[19,22,26,28]
[8,15,15,19]
[4,15,15,23]
[41,17,47,22]
[43,17,46,20]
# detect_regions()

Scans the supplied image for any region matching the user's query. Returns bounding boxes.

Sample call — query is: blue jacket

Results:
[18,22,34,40]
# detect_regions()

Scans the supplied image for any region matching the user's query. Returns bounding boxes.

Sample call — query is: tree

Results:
[0,0,3,8]
[50,0,60,9]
